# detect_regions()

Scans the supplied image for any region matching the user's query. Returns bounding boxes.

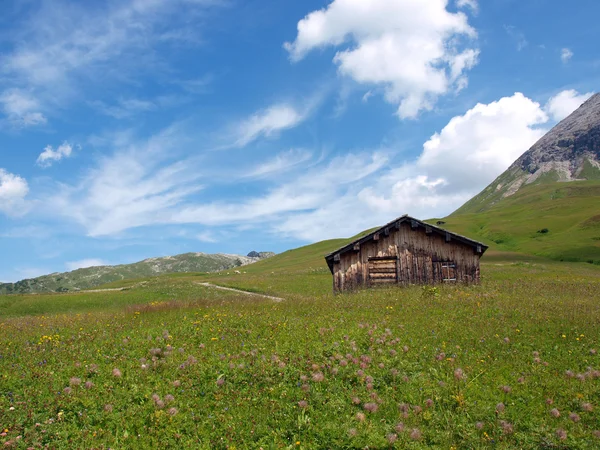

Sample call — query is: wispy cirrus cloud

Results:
[89,98,157,119]
[44,126,205,236]
[246,149,313,178]
[33,93,549,242]
[0,89,47,127]
[38,122,388,237]
[0,0,225,124]
[233,104,308,147]
[196,231,218,243]
[504,25,528,51]
[24,91,577,244]
[169,152,389,227]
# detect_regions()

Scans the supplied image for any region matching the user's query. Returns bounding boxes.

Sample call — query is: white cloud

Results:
[0,169,29,216]
[274,93,550,241]
[170,152,389,227]
[66,259,108,271]
[45,126,205,236]
[504,25,528,51]
[196,231,218,243]
[415,93,548,190]
[0,0,224,122]
[0,89,47,127]
[36,94,553,243]
[234,104,306,147]
[561,48,573,63]
[247,149,312,178]
[44,133,388,237]
[456,0,478,12]
[5,0,223,87]
[175,75,214,94]
[37,142,75,168]
[284,0,478,118]
[90,98,157,119]
[545,89,594,122]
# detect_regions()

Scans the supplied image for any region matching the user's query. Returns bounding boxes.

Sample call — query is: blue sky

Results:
[0,0,598,282]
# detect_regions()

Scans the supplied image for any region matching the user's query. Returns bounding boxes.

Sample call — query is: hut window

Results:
[441,262,456,281]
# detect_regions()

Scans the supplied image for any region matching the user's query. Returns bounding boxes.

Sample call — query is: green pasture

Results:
[1,241,600,448]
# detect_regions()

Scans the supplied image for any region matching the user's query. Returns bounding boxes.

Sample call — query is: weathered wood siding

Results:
[332,222,481,292]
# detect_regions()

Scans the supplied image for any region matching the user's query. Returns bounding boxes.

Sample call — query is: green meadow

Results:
[1,241,600,449]
[443,181,600,265]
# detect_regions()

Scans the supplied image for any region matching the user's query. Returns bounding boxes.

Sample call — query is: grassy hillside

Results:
[437,181,600,264]
[0,252,273,295]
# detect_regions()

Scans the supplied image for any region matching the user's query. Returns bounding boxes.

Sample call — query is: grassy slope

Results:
[437,181,600,264]
[1,254,600,448]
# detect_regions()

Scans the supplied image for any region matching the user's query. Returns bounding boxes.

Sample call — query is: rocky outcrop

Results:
[514,93,600,181]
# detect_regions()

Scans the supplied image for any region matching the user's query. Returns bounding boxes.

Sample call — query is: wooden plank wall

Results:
[333,222,481,292]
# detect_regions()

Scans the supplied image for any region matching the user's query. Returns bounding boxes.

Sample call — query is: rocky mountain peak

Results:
[513,93,600,178]
[454,92,599,214]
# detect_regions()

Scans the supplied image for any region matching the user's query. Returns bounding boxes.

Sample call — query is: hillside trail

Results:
[81,287,127,293]
[194,282,284,302]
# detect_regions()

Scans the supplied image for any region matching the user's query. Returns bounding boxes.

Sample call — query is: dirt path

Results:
[82,287,127,293]
[195,282,284,302]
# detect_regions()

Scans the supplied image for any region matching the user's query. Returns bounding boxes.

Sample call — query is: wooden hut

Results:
[324,215,488,292]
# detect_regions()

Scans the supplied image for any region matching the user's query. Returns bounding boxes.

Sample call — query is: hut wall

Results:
[332,222,481,292]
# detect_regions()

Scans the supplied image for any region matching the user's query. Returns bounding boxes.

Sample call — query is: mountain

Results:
[455,93,600,214]
[0,251,274,295]
[436,93,600,264]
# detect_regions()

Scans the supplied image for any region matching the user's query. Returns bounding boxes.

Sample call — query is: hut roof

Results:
[324,215,488,273]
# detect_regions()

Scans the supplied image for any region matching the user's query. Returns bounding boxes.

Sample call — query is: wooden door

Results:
[367,257,398,286]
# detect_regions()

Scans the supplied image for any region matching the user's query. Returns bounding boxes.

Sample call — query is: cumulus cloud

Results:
[0,169,30,216]
[284,0,479,118]
[37,142,75,168]
[0,89,47,127]
[561,48,573,63]
[545,89,593,121]
[415,93,548,190]
[66,259,108,271]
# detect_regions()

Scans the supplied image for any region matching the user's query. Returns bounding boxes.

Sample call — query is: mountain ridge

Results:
[0,251,275,295]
